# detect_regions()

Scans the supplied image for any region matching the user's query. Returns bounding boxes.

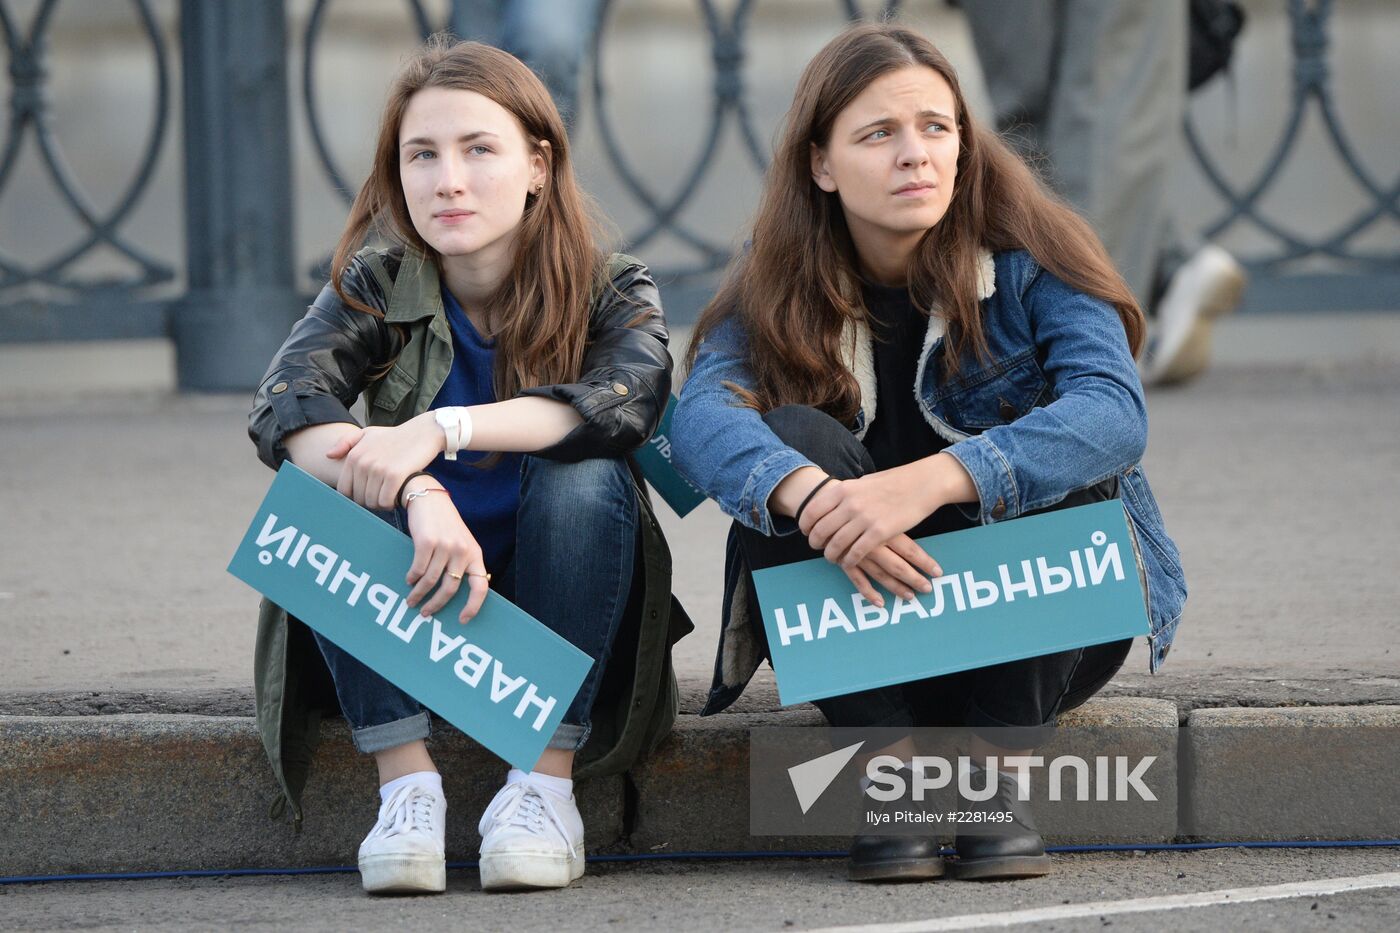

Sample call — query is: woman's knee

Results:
[519,456,635,523]
[762,404,870,479]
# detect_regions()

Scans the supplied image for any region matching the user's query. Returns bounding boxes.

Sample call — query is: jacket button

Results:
[991,497,1006,519]
[998,398,1016,421]
[612,382,629,396]
[271,381,289,394]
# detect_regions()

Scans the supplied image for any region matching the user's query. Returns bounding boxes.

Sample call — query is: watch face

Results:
[434,409,460,452]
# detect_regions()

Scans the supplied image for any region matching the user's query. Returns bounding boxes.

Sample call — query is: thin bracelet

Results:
[793,476,836,528]
[404,487,450,505]
[396,470,434,509]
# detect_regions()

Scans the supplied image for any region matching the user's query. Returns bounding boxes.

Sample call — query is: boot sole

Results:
[948,853,1052,880]
[849,857,945,883]
[359,854,447,894]
[479,844,586,891]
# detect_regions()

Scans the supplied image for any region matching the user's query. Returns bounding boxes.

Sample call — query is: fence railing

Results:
[2,0,1396,388]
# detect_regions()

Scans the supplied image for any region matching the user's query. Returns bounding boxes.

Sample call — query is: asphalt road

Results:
[4,848,1400,932]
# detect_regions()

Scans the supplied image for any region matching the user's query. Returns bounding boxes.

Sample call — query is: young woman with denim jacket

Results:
[671,23,1187,883]
[247,38,681,895]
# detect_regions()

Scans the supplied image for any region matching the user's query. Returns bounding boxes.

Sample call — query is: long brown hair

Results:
[687,22,1144,424]
[331,35,605,396]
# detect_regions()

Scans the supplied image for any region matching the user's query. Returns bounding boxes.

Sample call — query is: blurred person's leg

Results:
[966,0,1244,385]
[500,0,604,130]
[961,0,1057,157]
[447,0,600,131]
[1046,0,1244,384]
[448,0,502,48]
[1041,0,1187,307]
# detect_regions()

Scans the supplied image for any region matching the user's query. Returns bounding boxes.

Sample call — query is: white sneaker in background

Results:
[477,778,586,891]
[357,782,447,894]
[1140,244,1247,386]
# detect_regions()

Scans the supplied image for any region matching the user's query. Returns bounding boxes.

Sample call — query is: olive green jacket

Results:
[249,246,692,827]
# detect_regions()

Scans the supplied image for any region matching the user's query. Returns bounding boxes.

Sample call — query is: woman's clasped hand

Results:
[795,469,943,607]
[326,413,445,511]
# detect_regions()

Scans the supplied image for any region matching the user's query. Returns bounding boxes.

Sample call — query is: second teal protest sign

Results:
[227,462,594,770]
[633,394,706,517]
[751,500,1151,705]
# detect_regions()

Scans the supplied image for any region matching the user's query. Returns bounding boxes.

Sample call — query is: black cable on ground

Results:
[4,839,1399,886]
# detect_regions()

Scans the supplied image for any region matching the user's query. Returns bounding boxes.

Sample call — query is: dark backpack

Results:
[1189,0,1247,91]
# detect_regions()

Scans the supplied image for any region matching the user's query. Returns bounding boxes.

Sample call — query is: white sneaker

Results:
[476,778,586,891]
[1139,244,1247,386]
[357,782,447,894]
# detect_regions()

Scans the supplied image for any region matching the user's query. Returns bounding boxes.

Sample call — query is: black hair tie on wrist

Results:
[793,476,836,529]
[396,470,434,509]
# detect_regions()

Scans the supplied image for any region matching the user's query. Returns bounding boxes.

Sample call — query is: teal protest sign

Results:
[634,394,706,517]
[752,500,1150,705]
[227,462,594,770]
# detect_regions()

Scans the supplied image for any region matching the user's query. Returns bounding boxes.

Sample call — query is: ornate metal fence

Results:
[1182,0,1400,309]
[1,0,1396,386]
[0,0,174,340]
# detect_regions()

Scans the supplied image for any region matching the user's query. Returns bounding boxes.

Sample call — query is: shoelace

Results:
[370,784,437,841]
[479,782,569,840]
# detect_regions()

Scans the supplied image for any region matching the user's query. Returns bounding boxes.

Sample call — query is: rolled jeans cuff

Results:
[547,722,589,752]
[351,711,432,755]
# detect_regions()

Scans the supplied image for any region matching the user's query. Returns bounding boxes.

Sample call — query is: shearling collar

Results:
[843,248,996,439]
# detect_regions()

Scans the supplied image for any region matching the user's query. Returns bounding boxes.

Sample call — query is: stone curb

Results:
[2,701,1398,876]
[1183,705,1400,841]
[0,715,623,876]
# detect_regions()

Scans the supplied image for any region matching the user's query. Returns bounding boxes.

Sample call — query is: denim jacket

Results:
[672,249,1187,715]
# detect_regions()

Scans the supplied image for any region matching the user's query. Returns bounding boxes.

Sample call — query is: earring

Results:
[534,183,544,195]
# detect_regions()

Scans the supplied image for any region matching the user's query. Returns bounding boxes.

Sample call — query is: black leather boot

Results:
[848,767,945,883]
[949,766,1051,880]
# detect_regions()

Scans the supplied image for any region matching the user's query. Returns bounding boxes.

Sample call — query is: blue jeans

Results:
[450,0,605,130]
[314,455,639,755]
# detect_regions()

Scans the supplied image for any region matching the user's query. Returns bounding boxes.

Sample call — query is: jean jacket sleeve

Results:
[671,315,816,536]
[943,266,1148,523]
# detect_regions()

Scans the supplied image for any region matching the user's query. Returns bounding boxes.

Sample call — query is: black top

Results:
[860,280,950,472]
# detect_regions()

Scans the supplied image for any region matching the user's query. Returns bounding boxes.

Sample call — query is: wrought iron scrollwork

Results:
[297,0,904,283]
[302,0,436,204]
[9,0,1378,327]
[589,0,902,281]
[0,0,173,293]
[1185,0,1397,273]
[299,0,1400,285]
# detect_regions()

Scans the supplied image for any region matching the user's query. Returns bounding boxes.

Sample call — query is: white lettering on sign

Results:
[764,532,1134,645]
[254,512,560,731]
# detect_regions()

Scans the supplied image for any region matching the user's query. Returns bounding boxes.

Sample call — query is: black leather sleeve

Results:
[518,257,673,462]
[247,257,395,469]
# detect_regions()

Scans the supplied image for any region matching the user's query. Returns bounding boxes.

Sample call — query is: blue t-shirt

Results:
[424,286,523,570]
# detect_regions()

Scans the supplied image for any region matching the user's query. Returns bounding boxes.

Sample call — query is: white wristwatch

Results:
[433,407,474,461]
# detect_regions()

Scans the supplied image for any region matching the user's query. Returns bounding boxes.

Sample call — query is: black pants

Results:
[736,405,1131,746]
